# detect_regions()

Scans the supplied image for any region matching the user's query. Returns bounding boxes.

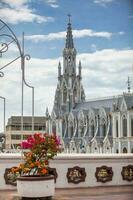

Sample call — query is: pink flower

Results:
[21,141,32,149]
[56,136,61,145]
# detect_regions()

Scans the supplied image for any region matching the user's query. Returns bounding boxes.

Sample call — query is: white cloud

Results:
[44,0,59,8]
[0,0,54,24]
[0,48,133,132]
[25,28,113,42]
[94,0,114,6]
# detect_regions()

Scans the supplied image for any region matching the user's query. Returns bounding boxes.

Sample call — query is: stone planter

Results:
[17,175,55,199]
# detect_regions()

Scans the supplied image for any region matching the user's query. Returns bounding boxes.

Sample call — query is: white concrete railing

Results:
[0,153,133,190]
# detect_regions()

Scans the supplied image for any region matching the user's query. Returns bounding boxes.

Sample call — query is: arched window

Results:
[69,122,74,138]
[122,116,127,137]
[131,118,133,137]
[79,119,84,137]
[62,119,66,137]
[70,126,73,138]
[73,87,77,104]
[116,149,119,153]
[116,119,118,137]
[123,147,127,153]
[52,121,56,134]
[81,127,84,137]
[103,120,106,137]
[63,86,67,104]
[91,120,95,137]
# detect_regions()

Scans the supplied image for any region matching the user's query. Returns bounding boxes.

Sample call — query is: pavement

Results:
[0,185,133,200]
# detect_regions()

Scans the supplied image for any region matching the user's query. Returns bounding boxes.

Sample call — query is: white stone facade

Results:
[46,19,133,154]
[0,153,133,189]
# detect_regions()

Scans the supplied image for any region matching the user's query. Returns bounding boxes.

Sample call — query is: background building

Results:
[0,132,5,152]
[46,18,133,154]
[6,116,46,149]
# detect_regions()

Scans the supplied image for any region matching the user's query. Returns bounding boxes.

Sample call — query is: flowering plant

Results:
[11,133,61,178]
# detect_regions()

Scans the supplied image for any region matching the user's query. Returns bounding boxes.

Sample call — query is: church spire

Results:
[65,14,74,49]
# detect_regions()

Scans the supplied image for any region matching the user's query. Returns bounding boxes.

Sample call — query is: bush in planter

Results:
[11,133,62,177]
[10,133,62,199]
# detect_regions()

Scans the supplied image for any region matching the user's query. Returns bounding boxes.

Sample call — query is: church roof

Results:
[75,96,116,111]
[123,93,133,109]
[74,93,133,113]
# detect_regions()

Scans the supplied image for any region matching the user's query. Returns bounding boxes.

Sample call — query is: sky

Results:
[0,0,133,131]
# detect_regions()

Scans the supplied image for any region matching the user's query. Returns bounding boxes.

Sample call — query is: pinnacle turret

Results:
[78,61,82,77]
[58,61,61,77]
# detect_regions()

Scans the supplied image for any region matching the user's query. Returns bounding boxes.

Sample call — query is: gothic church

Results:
[46,18,133,154]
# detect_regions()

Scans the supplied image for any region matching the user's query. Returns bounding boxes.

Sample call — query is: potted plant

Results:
[11,133,61,199]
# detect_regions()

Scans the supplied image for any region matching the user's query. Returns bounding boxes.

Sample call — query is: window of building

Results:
[62,119,66,138]
[91,120,95,137]
[69,122,73,138]
[79,119,84,137]
[11,135,21,140]
[80,126,84,137]
[11,125,21,131]
[103,123,106,137]
[23,135,31,140]
[38,126,45,131]
[116,149,119,153]
[23,125,32,131]
[131,148,133,153]
[123,147,127,153]
[73,87,77,104]
[52,122,56,134]
[122,116,127,137]
[63,86,67,104]
[70,126,73,138]
[116,119,118,137]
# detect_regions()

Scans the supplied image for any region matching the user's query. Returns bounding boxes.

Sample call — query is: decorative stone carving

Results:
[67,166,86,184]
[95,165,113,183]
[4,167,17,186]
[48,167,58,183]
[121,165,133,181]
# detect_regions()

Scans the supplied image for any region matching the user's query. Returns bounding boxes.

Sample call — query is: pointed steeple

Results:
[65,14,74,49]
[78,61,82,77]
[58,61,61,77]
[45,107,49,118]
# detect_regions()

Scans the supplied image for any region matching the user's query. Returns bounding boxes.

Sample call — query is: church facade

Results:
[46,19,133,154]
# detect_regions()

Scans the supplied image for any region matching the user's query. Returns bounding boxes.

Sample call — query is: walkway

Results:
[0,185,133,200]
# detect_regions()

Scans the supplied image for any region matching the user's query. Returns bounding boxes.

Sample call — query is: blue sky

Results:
[0,0,133,131]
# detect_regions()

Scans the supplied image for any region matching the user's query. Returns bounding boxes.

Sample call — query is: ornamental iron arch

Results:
[0,19,35,143]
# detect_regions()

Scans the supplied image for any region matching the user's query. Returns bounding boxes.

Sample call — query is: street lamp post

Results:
[22,32,34,134]
[0,19,35,150]
[0,96,6,134]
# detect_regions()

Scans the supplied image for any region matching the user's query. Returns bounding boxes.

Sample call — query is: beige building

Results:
[6,116,46,149]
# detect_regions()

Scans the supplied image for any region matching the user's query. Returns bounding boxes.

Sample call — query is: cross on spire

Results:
[68,14,71,24]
